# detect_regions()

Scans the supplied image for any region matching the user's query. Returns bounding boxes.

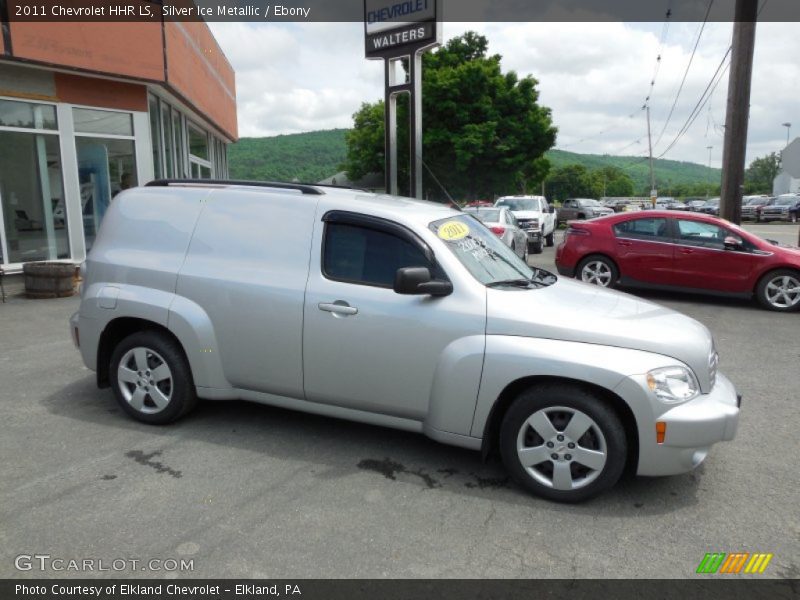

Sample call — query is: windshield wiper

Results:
[486,278,535,288]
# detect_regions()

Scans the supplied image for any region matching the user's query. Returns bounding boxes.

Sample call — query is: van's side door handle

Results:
[318,302,358,316]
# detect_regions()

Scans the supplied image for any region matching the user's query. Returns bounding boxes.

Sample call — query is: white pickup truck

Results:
[495,195,557,254]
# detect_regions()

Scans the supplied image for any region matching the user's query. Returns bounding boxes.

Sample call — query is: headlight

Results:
[646,367,699,403]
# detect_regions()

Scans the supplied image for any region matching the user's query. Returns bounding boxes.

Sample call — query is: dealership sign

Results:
[364,0,439,58]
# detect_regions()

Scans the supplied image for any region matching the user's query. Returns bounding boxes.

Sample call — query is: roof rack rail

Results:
[145,179,325,195]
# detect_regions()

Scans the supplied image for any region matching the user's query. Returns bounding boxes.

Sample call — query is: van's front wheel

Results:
[499,384,627,502]
[110,331,197,424]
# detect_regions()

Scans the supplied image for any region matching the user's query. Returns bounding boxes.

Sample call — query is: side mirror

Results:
[548,206,555,214]
[723,236,743,251]
[394,267,453,297]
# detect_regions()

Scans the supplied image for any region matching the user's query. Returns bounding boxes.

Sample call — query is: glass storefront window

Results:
[161,105,174,178]
[188,124,209,160]
[73,108,133,136]
[0,131,68,263]
[172,110,185,178]
[148,95,162,180]
[0,99,57,130]
[76,137,137,251]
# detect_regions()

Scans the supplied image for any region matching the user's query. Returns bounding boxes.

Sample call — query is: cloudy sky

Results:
[208,21,799,168]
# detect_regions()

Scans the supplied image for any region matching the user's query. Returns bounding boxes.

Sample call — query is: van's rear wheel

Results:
[499,384,627,502]
[110,331,197,424]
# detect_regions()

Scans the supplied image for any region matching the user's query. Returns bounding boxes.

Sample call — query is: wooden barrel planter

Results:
[22,262,76,299]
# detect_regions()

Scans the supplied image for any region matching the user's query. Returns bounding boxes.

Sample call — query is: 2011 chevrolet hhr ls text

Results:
[70,180,740,502]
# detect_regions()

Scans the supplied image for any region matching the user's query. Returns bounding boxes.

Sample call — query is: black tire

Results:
[530,241,544,254]
[755,269,800,312]
[577,213,586,220]
[545,231,555,247]
[109,330,197,424]
[576,254,619,288]
[499,383,627,502]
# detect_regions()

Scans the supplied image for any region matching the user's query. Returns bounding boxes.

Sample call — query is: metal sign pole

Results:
[364,0,440,199]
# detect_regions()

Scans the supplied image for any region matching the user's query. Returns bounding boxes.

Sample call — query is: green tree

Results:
[545,164,594,202]
[343,32,557,200]
[745,152,781,193]
[589,166,634,198]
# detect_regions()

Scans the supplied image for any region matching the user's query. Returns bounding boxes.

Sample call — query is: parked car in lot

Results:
[557,198,614,225]
[555,210,800,311]
[71,180,740,502]
[494,195,557,254]
[757,194,800,223]
[463,206,528,260]
[603,199,643,213]
[683,198,708,212]
[698,197,720,216]
[649,197,685,211]
[741,195,772,221]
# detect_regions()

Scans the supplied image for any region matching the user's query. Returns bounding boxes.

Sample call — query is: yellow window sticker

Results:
[438,220,470,241]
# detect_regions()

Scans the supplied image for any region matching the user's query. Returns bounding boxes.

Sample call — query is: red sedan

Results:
[555,211,800,312]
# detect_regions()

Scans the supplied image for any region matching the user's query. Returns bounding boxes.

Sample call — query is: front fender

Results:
[423,335,486,438]
[470,336,681,438]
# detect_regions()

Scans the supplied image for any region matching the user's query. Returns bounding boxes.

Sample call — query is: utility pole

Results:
[782,122,791,147]
[706,145,713,198]
[719,0,758,224]
[646,105,656,207]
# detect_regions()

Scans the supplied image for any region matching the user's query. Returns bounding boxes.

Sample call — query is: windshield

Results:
[705,198,720,206]
[464,208,501,222]
[745,197,765,205]
[580,199,602,207]
[430,215,556,287]
[775,196,795,206]
[496,198,538,211]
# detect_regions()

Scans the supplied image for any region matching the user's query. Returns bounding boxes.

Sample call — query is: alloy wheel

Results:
[765,274,800,309]
[516,406,607,491]
[580,260,613,287]
[117,346,174,414]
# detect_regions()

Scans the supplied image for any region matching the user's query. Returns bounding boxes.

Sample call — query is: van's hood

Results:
[486,277,715,391]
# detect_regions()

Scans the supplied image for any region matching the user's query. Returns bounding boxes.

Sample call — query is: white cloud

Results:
[209,21,800,167]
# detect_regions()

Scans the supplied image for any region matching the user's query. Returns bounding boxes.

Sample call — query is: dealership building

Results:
[0,19,237,272]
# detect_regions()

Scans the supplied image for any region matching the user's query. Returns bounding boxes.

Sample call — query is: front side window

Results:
[613,217,668,240]
[323,222,434,288]
[676,219,741,249]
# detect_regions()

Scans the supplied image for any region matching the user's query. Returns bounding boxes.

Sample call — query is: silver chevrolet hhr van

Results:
[70,180,740,502]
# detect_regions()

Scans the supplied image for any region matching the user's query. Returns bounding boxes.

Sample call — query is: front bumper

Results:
[615,372,740,476]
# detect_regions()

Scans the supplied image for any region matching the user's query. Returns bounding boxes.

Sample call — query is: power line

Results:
[652,0,714,149]
[655,45,732,159]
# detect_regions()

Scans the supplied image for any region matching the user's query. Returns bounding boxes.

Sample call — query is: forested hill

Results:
[227,129,721,191]
[227,129,349,183]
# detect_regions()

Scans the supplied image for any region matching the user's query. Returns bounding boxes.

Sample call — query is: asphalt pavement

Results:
[1,222,798,580]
